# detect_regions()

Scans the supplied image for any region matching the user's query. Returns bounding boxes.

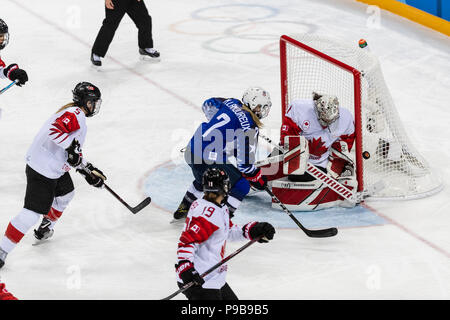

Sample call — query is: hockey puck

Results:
[359,39,368,48]
[362,151,370,159]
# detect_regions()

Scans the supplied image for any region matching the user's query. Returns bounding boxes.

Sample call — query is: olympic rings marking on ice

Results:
[191,4,279,23]
[169,4,318,56]
[202,21,317,55]
[259,41,279,58]
[223,20,317,40]
[169,18,257,36]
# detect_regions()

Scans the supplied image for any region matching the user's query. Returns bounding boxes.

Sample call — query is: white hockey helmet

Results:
[313,92,340,126]
[242,87,272,119]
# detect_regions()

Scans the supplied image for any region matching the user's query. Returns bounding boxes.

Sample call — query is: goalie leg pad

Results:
[283,135,309,175]
[271,176,357,211]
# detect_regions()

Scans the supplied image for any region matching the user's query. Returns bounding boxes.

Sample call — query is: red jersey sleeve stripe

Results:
[179,216,219,245]
[51,111,81,135]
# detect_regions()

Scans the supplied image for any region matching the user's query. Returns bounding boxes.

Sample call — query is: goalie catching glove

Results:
[176,260,205,287]
[76,163,106,188]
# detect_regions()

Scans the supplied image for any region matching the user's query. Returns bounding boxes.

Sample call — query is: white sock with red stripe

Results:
[0,208,41,253]
[44,191,74,229]
[44,208,63,229]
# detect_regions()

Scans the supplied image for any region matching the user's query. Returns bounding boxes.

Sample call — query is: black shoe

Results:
[34,218,54,241]
[91,53,102,66]
[139,48,160,60]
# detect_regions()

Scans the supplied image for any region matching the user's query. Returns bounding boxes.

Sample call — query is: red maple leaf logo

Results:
[308,137,328,159]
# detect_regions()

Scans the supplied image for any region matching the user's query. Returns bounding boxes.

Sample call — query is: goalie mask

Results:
[0,19,9,50]
[313,92,340,127]
[242,87,272,119]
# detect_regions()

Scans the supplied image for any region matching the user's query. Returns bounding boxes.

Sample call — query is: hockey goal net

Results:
[280,34,442,200]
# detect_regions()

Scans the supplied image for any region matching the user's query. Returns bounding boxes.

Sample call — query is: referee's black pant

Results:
[92,0,154,57]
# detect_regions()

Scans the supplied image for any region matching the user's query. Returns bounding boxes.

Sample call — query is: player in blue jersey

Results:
[173,87,272,221]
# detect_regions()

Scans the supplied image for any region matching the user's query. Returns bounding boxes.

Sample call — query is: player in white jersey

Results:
[0,82,106,269]
[263,92,356,210]
[0,19,28,119]
[175,168,275,300]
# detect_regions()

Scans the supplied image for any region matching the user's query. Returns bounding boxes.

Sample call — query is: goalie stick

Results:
[0,80,19,95]
[265,187,337,237]
[162,236,262,300]
[78,163,151,214]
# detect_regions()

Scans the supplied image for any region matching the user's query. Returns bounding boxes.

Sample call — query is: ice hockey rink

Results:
[0,0,449,300]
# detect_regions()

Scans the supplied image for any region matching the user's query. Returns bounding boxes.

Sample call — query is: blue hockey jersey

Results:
[188,98,259,175]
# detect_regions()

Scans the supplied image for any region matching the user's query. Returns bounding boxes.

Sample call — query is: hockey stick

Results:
[265,187,338,238]
[103,183,151,214]
[78,163,151,214]
[162,236,262,300]
[0,80,19,95]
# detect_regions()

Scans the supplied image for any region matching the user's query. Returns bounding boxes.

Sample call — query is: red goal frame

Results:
[279,35,364,192]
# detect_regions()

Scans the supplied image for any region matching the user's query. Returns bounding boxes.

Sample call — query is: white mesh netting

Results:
[281,34,442,200]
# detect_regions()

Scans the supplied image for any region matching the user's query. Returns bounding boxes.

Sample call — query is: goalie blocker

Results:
[259,136,357,211]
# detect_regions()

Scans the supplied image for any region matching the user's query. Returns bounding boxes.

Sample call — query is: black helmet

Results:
[72,82,102,117]
[0,19,9,50]
[202,168,231,196]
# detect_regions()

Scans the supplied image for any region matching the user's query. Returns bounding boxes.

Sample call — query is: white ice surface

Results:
[0,0,449,300]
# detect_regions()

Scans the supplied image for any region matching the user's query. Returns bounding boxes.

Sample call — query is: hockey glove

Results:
[176,260,205,286]
[76,163,106,188]
[243,168,267,190]
[3,64,28,86]
[244,221,275,243]
[66,139,83,167]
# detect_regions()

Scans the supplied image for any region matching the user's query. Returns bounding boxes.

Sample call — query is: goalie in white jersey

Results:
[263,92,356,210]
[175,168,275,300]
[0,82,106,269]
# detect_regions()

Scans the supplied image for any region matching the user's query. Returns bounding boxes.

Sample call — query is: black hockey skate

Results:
[0,247,7,269]
[172,198,191,221]
[34,218,54,241]
[139,48,160,61]
[91,53,102,67]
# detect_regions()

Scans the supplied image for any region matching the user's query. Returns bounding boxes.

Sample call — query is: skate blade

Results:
[32,238,50,246]
[32,231,54,246]
[139,55,161,62]
[170,218,185,225]
[90,64,102,71]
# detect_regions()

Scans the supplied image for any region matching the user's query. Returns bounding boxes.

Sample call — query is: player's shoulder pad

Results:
[286,99,314,115]
[203,97,226,107]
[192,199,225,222]
[339,107,355,126]
[53,108,84,133]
